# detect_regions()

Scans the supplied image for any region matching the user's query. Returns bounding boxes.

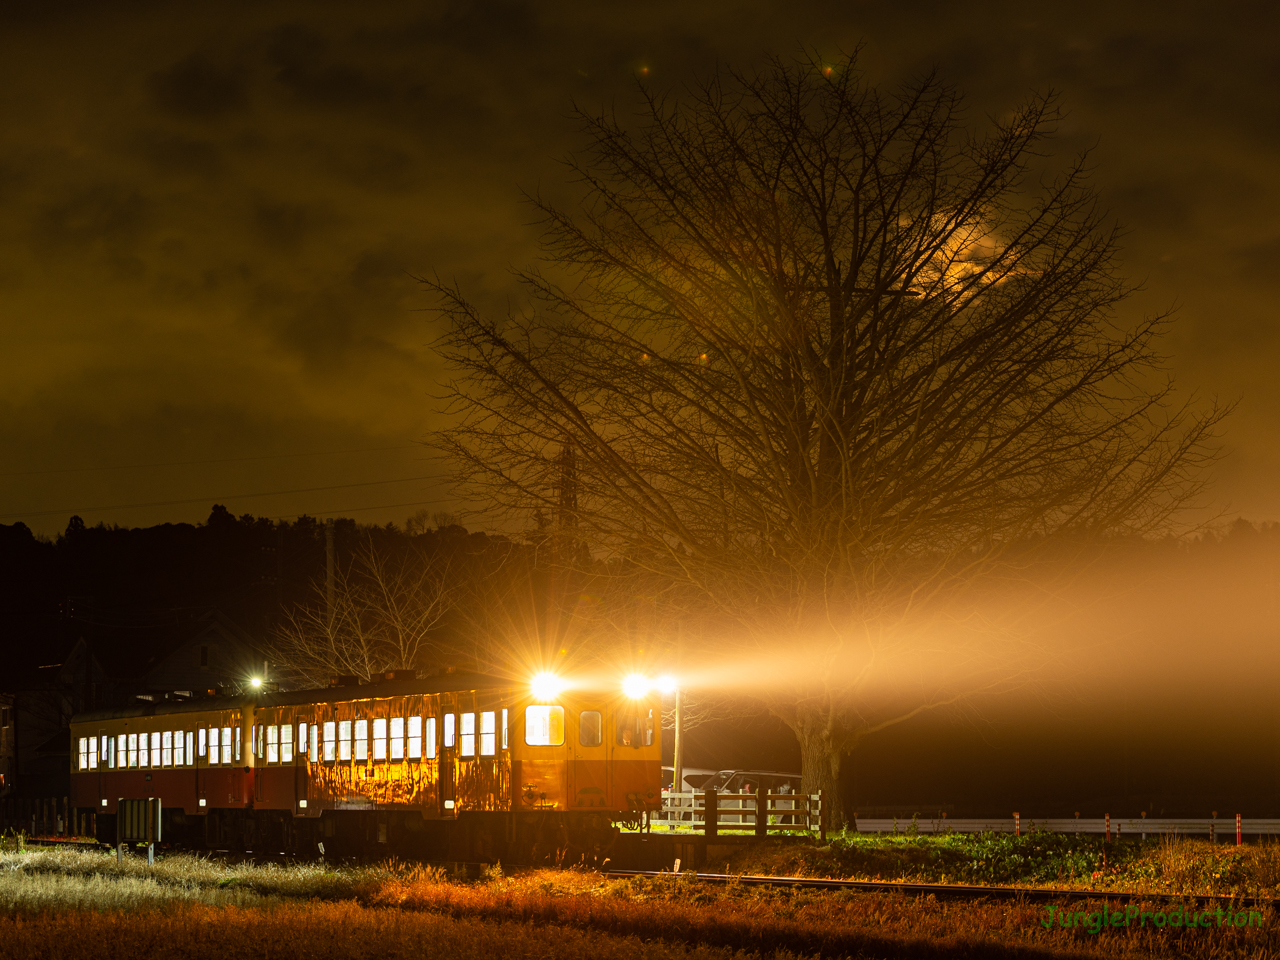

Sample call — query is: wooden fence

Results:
[653,790,824,839]
[0,796,96,839]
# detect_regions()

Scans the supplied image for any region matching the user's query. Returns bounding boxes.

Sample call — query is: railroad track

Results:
[604,869,1279,909]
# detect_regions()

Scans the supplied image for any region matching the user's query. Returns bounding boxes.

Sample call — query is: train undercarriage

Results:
[90,807,624,866]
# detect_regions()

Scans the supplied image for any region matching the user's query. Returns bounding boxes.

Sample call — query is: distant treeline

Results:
[0,506,528,680]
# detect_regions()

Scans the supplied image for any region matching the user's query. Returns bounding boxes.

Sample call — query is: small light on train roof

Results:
[250,677,262,688]
[530,671,564,700]
[622,674,650,698]
[657,674,677,694]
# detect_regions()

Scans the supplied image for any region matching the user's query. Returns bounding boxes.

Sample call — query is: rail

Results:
[654,790,823,837]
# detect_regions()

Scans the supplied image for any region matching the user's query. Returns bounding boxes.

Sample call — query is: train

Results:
[69,669,662,863]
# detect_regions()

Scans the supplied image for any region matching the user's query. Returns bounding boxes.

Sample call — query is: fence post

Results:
[754,790,767,838]
[818,790,826,842]
[703,788,718,839]
[1014,812,1020,837]
[1237,813,1242,846]
[1105,813,1110,843]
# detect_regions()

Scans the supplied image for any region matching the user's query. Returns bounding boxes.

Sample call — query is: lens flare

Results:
[250,677,262,688]
[622,674,650,698]
[657,674,678,694]
[530,671,564,700]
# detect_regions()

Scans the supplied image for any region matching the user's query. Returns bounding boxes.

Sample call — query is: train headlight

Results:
[657,674,677,694]
[250,677,262,688]
[531,671,564,700]
[622,674,650,698]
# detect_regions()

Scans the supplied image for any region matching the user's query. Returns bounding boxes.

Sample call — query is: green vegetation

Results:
[714,830,1280,898]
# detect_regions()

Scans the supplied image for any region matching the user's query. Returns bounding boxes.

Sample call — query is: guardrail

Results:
[654,790,824,838]
[852,814,1276,842]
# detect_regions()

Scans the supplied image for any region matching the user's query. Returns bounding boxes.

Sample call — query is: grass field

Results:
[1,838,1279,959]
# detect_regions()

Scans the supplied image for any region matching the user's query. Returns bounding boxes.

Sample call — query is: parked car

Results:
[661,765,718,792]
[704,769,803,824]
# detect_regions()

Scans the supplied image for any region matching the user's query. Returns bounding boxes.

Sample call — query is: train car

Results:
[70,670,661,862]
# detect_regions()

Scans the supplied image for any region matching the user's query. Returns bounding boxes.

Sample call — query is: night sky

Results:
[1,2,1276,535]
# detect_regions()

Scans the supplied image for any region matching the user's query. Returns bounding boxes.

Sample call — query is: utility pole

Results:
[673,686,684,793]
[324,520,335,630]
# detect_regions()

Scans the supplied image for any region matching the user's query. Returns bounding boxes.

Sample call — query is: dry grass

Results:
[2,847,1279,958]
[0,901,746,960]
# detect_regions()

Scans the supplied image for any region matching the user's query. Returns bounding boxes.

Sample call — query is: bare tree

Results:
[272,536,450,688]
[429,54,1224,821]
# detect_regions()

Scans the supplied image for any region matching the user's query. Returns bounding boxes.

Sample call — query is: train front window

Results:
[89,736,98,769]
[323,721,336,761]
[459,712,475,758]
[281,724,293,763]
[198,728,206,758]
[373,718,387,761]
[480,711,495,756]
[310,724,320,762]
[109,736,117,769]
[208,729,218,765]
[139,733,149,767]
[222,727,232,764]
[389,717,404,760]
[78,738,88,770]
[443,713,455,749]
[524,705,564,746]
[579,711,602,747]
[151,732,161,767]
[174,730,184,766]
[267,725,279,764]
[354,719,368,761]
[502,708,508,750]
[616,710,655,748]
[339,720,352,761]
[425,717,437,759]
[128,733,138,768]
[184,732,193,766]
[162,731,173,767]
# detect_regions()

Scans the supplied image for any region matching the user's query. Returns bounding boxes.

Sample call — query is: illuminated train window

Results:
[444,713,455,749]
[406,717,421,759]
[460,713,475,758]
[281,724,293,763]
[424,717,437,759]
[480,711,496,756]
[267,725,279,764]
[524,705,565,746]
[390,717,404,760]
[162,731,173,767]
[339,721,352,761]
[151,732,161,768]
[373,718,387,761]
[323,722,336,762]
[224,727,233,763]
[354,719,368,762]
[616,709,655,748]
[579,711,602,747]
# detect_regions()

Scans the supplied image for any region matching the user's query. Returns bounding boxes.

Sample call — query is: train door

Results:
[439,700,457,817]
[570,704,608,810]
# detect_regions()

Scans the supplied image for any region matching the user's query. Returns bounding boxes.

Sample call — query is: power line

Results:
[0,444,422,479]
[0,476,442,521]
[268,497,455,521]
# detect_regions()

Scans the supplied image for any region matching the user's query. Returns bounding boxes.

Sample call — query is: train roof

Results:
[72,670,515,724]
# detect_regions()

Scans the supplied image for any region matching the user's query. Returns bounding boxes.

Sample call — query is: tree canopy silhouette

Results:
[429,53,1224,822]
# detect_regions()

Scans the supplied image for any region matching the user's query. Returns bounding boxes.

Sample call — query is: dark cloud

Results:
[0,0,1276,536]
[149,53,249,120]
[31,184,152,262]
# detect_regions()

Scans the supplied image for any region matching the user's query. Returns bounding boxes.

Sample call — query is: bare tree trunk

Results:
[791,708,845,832]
